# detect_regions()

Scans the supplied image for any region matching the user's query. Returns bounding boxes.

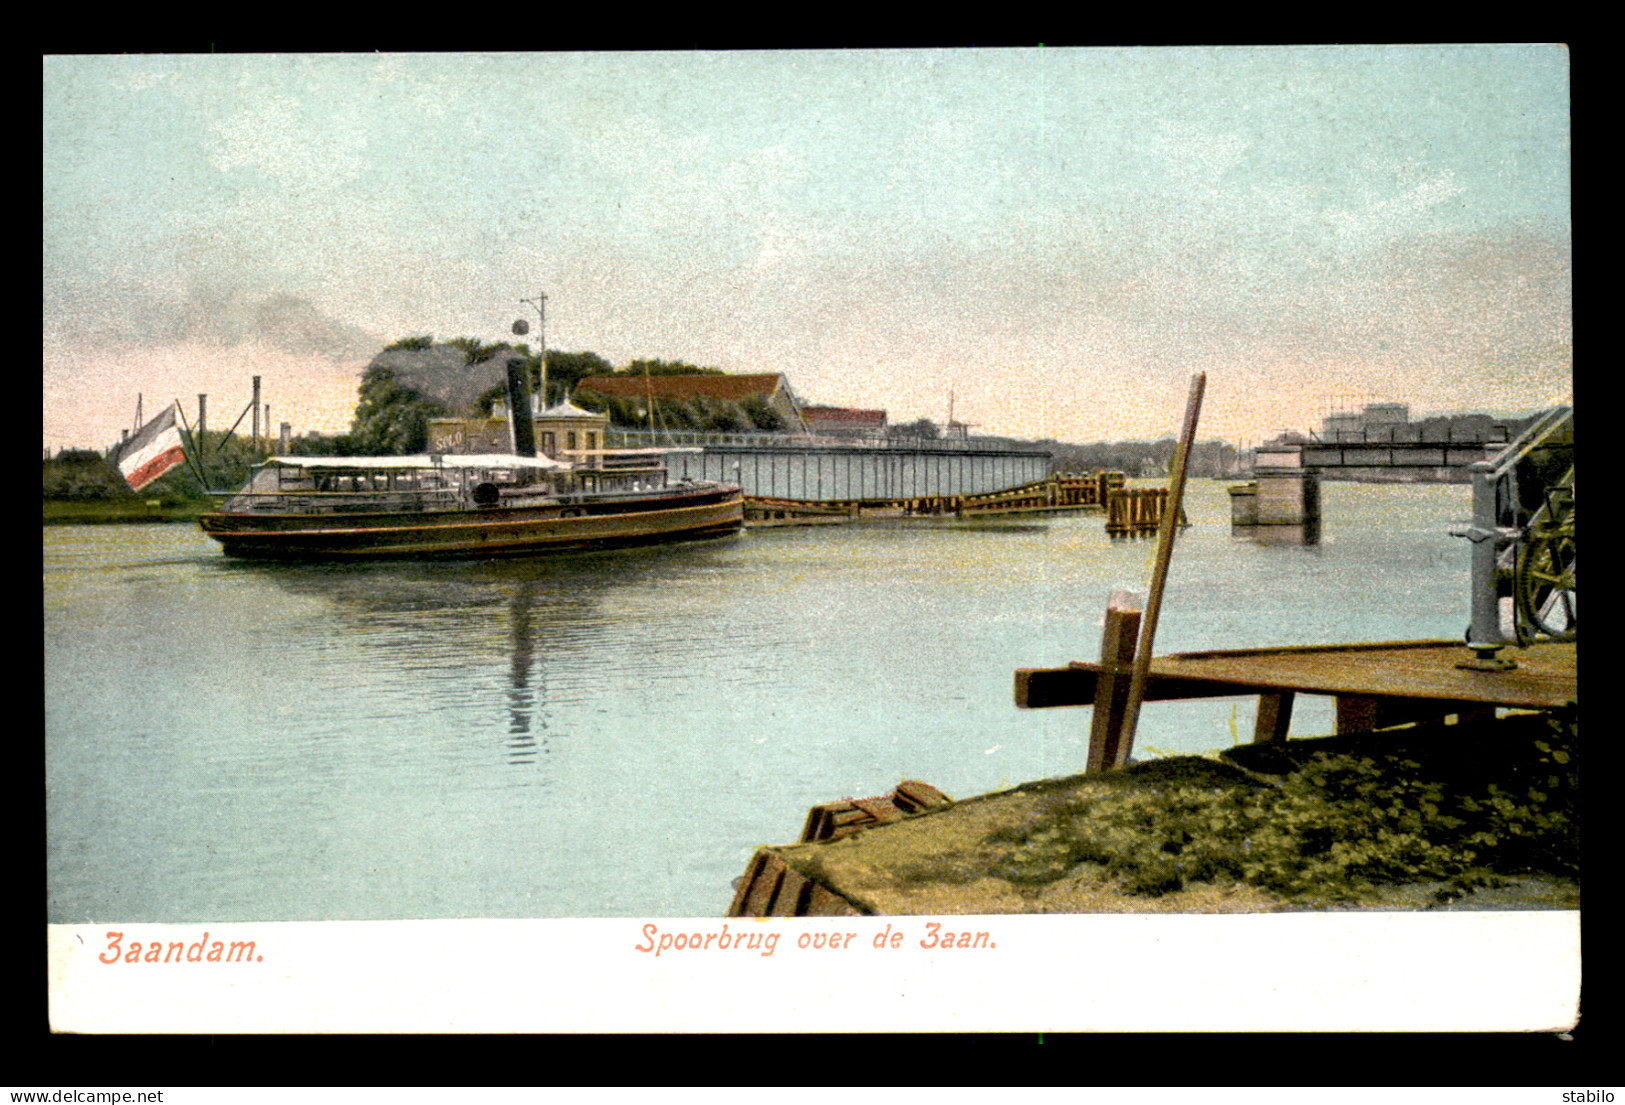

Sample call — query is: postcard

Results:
[43,46,1576,1036]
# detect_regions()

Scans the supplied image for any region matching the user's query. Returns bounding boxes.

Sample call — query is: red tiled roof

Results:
[575,374,789,403]
[801,406,886,425]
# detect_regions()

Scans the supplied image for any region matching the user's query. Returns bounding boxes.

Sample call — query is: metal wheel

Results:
[1515,531,1576,641]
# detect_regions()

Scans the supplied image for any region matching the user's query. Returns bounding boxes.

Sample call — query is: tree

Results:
[286,431,360,456]
[542,350,615,407]
[43,450,132,501]
[739,397,783,431]
[887,418,940,441]
[623,358,726,377]
[349,366,449,454]
[446,336,514,366]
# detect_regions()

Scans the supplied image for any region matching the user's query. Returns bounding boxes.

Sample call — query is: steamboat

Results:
[198,448,745,560]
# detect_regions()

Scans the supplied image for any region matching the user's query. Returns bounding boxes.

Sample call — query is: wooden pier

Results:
[727,640,1576,917]
[744,471,1130,527]
[728,781,951,917]
[1105,487,1187,535]
[1016,636,1576,763]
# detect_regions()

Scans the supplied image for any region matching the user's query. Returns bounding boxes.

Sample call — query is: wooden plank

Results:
[1163,643,1574,709]
[770,868,812,916]
[1336,696,1382,734]
[847,797,896,823]
[1254,691,1295,742]
[1171,638,1463,660]
[1087,605,1142,773]
[1030,642,1572,709]
[799,807,829,843]
[726,851,762,916]
[729,850,783,917]
[1015,666,1253,709]
[803,883,864,917]
[892,780,950,812]
[1335,695,1494,734]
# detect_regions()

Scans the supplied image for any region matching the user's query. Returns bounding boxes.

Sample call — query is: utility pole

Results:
[520,292,548,408]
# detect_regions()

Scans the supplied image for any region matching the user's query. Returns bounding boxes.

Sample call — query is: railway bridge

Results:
[607,429,1053,501]
[1295,433,1510,481]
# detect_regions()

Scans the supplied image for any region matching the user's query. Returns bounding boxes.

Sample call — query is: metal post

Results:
[522,292,548,407]
[1454,461,1518,669]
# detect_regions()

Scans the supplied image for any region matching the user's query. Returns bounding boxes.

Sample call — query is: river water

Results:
[45,480,1476,923]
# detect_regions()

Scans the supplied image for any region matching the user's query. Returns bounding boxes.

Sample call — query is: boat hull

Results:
[199,486,745,560]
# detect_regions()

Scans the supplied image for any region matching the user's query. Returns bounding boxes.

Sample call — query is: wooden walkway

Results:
[728,641,1577,917]
[1016,638,1576,743]
[743,471,1158,528]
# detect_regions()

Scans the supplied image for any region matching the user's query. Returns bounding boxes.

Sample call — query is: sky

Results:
[42,47,1572,453]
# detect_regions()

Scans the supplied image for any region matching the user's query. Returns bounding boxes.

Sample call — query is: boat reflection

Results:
[505,578,544,768]
[211,541,739,777]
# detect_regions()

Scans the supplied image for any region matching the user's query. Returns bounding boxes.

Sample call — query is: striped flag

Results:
[116,402,187,491]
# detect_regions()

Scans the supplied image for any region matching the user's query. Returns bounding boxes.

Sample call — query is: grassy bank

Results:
[44,498,223,525]
[773,709,1578,913]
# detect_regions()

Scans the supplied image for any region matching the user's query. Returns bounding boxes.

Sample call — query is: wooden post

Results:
[1253,692,1295,742]
[1115,373,1206,766]
[1086,598,1143,772]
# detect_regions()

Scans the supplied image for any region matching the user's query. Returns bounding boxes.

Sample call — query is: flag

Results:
[116,402,187,492]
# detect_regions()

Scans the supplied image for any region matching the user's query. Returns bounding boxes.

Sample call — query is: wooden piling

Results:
[1253,691,1295,742]
[1084,600,1143,772]
[1105,486,1176,535]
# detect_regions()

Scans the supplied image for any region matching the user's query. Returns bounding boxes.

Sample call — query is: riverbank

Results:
[43,498,222,525]
[731,709,1579,915]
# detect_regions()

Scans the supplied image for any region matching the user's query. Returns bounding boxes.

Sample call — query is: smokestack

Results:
[252,376,262,446]
[505,357,536,457]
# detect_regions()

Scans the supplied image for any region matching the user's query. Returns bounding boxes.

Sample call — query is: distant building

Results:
[532,398,611,459]
[1321,412,1364,439]
[427,397,611,461]
[1363,403,1410,426]
[800,405,887,437]
[575,373,808,433]
[1321,402,1412,441]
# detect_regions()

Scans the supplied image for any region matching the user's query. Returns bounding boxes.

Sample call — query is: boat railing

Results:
[223,488,469,514]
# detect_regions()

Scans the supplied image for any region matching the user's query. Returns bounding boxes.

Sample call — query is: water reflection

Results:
[1233,522,1322,547]
[506,578,543,767]
[209,541,740,777]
